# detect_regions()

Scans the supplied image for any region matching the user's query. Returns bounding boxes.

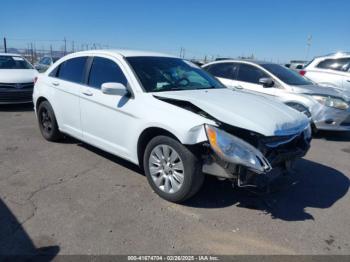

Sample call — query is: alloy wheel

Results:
[148,144,185,194]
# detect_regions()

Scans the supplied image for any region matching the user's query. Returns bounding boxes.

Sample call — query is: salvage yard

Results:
[0,104,350,255]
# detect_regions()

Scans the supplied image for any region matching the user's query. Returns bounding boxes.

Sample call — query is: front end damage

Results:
[201,123,312,190]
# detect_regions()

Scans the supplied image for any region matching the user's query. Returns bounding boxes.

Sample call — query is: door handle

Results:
[52,81,59,86]
[82,90,93,96]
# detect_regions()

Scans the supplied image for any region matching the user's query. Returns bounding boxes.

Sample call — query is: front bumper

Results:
[0,88,34,104]
[202,130,310,188]
[313,105,350,131]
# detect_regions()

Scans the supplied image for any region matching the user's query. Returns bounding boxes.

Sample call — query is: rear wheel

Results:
[37,101,62,142]
[143,135,204,203]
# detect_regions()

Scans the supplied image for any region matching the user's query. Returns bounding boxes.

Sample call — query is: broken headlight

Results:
[205,124,271,173]
[312,95,349,110]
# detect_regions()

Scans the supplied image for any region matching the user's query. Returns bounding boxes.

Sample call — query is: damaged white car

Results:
[33,50,311,202]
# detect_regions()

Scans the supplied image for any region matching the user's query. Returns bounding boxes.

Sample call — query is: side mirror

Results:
[259,77,274,88]
[101,82,128,96]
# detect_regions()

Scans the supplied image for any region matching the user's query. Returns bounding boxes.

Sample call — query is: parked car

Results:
[34,56,60,72]
[301,52,350,91]
[203,60,350,131]
[289,60,308,72]
[0,53,38,104]
[33,50,311,202]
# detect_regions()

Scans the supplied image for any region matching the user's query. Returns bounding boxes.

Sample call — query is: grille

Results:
[0,82,34,89]
[260,134,298,148]
[260,132,309,167]
[0,90,33,103]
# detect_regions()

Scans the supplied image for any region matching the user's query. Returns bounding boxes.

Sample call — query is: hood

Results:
[292,85,350,102]
[154,88,309,136]
[0,69,38,83]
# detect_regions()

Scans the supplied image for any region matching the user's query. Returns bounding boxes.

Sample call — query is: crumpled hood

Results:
[292,85,350,102]
[154,88,309,136]
[0,69,38,83]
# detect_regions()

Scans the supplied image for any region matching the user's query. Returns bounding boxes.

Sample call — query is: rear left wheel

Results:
[37,101,62,142]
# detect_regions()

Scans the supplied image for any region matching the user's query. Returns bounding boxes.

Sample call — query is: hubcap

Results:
[40,108,52,134]
[148,144,184,194]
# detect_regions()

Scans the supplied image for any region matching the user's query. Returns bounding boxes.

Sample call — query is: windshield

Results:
[126,56,225,92]
[261,63,312,86]
[0,55,34,69]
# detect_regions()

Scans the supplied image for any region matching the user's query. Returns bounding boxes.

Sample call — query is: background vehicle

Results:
[301,52,350,91]
[34,56,60,72]
[33,50,310,202]
[203,60,350,131]
[0,53,38,104]
[289,60,308,72]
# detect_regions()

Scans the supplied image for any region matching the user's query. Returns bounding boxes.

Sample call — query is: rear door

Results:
[48,56,88,138]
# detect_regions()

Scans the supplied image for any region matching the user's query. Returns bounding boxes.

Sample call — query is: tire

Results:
[143,135,204,203]
[37,101,62,142]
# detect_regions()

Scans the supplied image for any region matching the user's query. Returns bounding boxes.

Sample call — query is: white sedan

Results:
[0,53,38,104]
[33,50,311,202]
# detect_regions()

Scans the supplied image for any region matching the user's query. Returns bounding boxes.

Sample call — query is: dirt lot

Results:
[0,104,350,256]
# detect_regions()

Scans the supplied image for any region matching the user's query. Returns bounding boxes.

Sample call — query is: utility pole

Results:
[63,37,67,55]
[50,44,53,57]
[72,41,75,52]
[306,35,312,60]
[30,43,34,64]
[3,37,7,53]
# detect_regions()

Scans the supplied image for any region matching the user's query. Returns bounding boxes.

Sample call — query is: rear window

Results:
[0,55,33,69]
[53,57,88,84]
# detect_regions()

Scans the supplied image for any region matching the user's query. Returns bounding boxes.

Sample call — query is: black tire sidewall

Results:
[143,135,202,203]
[37,101,61,141]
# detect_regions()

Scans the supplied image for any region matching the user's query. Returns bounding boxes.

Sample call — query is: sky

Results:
[1,0,349,62]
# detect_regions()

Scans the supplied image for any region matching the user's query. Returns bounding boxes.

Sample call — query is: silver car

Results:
[203,60,350,131]
[34,56,60,72]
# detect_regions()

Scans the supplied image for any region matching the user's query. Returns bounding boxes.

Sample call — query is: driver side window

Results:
[88,57,127,89]
[237,64,268,84]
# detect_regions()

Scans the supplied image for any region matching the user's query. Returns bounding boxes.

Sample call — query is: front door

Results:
[232,63,277,96]
[79,56,136,159]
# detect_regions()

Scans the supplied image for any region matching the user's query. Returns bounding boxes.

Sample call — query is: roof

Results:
[72,49,177,58]
[314,52,350,60]
[0,53,23,57]
[204,59,273,66]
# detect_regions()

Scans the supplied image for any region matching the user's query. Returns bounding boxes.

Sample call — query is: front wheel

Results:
[143,136,204,203]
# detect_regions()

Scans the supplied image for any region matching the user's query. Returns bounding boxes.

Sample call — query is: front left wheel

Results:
[143,135,204,203]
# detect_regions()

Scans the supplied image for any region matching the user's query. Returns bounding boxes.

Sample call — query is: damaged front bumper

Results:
[312,105,350,131]
[202,124,311,189]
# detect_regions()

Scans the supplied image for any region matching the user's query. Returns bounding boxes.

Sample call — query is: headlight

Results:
[205,125,271,173]
[285,102,312,118]
[312,95,349,110]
